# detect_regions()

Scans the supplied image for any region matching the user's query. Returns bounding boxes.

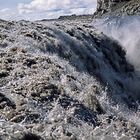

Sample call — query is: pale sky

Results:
[0,0,96,21]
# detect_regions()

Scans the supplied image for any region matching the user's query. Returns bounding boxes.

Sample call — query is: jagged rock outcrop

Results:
[97,0,129,12]
[95,0,140,17]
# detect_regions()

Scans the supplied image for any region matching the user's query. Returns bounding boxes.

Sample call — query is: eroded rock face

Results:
[95,0,140,17]
[97,0,128,11]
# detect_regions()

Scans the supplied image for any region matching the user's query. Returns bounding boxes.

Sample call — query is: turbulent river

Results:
[0,16,140,140]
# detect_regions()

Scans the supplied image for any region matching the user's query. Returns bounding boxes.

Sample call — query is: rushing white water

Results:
[0,18,140,139]
[92,15,140,73]
[92,15,140,128]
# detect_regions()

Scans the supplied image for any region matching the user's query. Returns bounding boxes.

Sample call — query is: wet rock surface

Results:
[0,19,140,139]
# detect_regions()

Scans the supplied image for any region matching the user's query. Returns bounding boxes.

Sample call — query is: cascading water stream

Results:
[92,15,140,72]
[0,18,140,139]
[92,15,140,126]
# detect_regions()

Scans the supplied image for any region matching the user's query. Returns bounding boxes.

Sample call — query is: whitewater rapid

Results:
[92,15,140,73]
[0,17,140,139]
[92,15,140,126]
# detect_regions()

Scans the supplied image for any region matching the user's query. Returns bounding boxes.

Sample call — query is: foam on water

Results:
[0,19,140,139]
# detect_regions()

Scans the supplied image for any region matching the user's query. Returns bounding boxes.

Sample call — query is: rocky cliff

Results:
[95,0,140,17]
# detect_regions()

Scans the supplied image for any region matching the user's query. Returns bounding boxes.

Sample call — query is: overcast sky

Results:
[0,0,96,21]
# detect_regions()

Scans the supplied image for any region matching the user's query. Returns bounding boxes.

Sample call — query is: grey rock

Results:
[95,0,140,17]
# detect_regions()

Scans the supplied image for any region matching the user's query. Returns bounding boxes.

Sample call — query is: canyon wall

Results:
[97,0,129,11]
[95,0,140,17]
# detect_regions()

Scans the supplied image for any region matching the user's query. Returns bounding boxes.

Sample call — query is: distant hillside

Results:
[58,14,93,20]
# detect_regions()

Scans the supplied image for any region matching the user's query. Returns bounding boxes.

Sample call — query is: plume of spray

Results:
[92,16,140,125]
[92,15,140,104]
[92,15,140,73]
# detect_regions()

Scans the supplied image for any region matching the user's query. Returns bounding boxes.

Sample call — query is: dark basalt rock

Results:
[0,92,16,109]
[0,71,9,78]
[20,133,43,140]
